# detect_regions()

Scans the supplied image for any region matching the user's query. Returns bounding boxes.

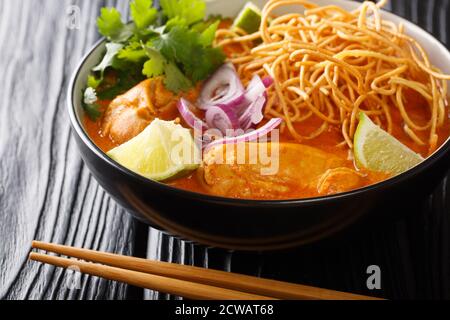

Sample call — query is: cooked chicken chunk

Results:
[102,78,176,145]
[203,143,363,199]
[102,79,154,144]
[317,168,364,195]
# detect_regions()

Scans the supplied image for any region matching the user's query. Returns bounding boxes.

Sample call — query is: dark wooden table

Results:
[1,0,449,300]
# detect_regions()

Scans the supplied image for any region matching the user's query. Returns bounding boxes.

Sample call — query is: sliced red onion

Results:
[177,98,208,131]
[179,65,276,147]
[236,75,271,129]
[241,75,267,110]
[204,118,283,152]
[239,95,266,130]
[198,63,245,110]
[239,115,253,132]
[250,96,266,124]
[205,106,241,136]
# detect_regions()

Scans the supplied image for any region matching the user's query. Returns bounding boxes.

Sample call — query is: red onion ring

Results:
[243,75,267,108]
[237,75,272,129]
[179,64,276,148]
[205,106,241,135]
[204,118,283,152]
[197,63,245,110]
[177,98,208,131]
[239,95,266,130]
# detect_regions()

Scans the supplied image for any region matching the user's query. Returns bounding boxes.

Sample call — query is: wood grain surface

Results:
[0,0,449,300]
[0,0,147,300]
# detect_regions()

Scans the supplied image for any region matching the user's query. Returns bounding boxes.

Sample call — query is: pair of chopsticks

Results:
[30,241,382,300]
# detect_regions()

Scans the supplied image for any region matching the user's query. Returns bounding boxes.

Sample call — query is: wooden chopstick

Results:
[29,252,271,300]
[30,241,382,300]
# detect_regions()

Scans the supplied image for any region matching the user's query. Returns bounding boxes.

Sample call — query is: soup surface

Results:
[84,80,450,199]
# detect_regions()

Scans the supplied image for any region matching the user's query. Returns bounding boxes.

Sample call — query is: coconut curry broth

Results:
[83,76,450,199]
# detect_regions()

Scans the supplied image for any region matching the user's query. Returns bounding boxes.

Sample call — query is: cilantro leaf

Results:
[97,69,145,100]
[142,46,191,92]
[130,0,158,30]
[164,61,193,93]
[93,43,124,74]
[152,26,225,82]
[189,47,225,82]
[142,48,165,77]
[83,103,101,121]
[116,41,147,64]
[97,8,123,38]
[160,0,206,26]
[97,8,133,42]
[165,16,188,30]
[89,43,126,89]
[152,26,196,63]
[87,75,102,89]
[90,0,225,99]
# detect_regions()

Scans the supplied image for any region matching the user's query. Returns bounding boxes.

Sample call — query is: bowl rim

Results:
[67,0,450,207]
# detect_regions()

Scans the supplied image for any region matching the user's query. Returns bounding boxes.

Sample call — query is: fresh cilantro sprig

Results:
[131,0,158,30]
[83,0,225,120]
[97,8,134,42]
[160,0,206,26]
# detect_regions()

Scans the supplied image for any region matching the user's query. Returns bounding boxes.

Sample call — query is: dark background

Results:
[0,0,449,300]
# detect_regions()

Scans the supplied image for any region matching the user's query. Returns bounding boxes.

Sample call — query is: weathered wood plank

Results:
[0,0,145,300]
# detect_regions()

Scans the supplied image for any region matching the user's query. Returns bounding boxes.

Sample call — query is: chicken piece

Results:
[153,77,176,108]
[203,143,356,199]
[102,78,178,145]
[101,105,151,145]
[317,168,365,195]
[102,79,155,145]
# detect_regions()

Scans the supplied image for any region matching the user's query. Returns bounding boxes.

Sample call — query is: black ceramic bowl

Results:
[67,0,450,250]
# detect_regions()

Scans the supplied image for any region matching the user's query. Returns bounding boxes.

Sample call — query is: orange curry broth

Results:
[83,19,450,199]
[83,85,450,199]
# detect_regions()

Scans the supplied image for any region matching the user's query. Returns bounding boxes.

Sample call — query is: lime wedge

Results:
[354,113,424,175]
[233,2,262,34]
[107,119,200,181]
